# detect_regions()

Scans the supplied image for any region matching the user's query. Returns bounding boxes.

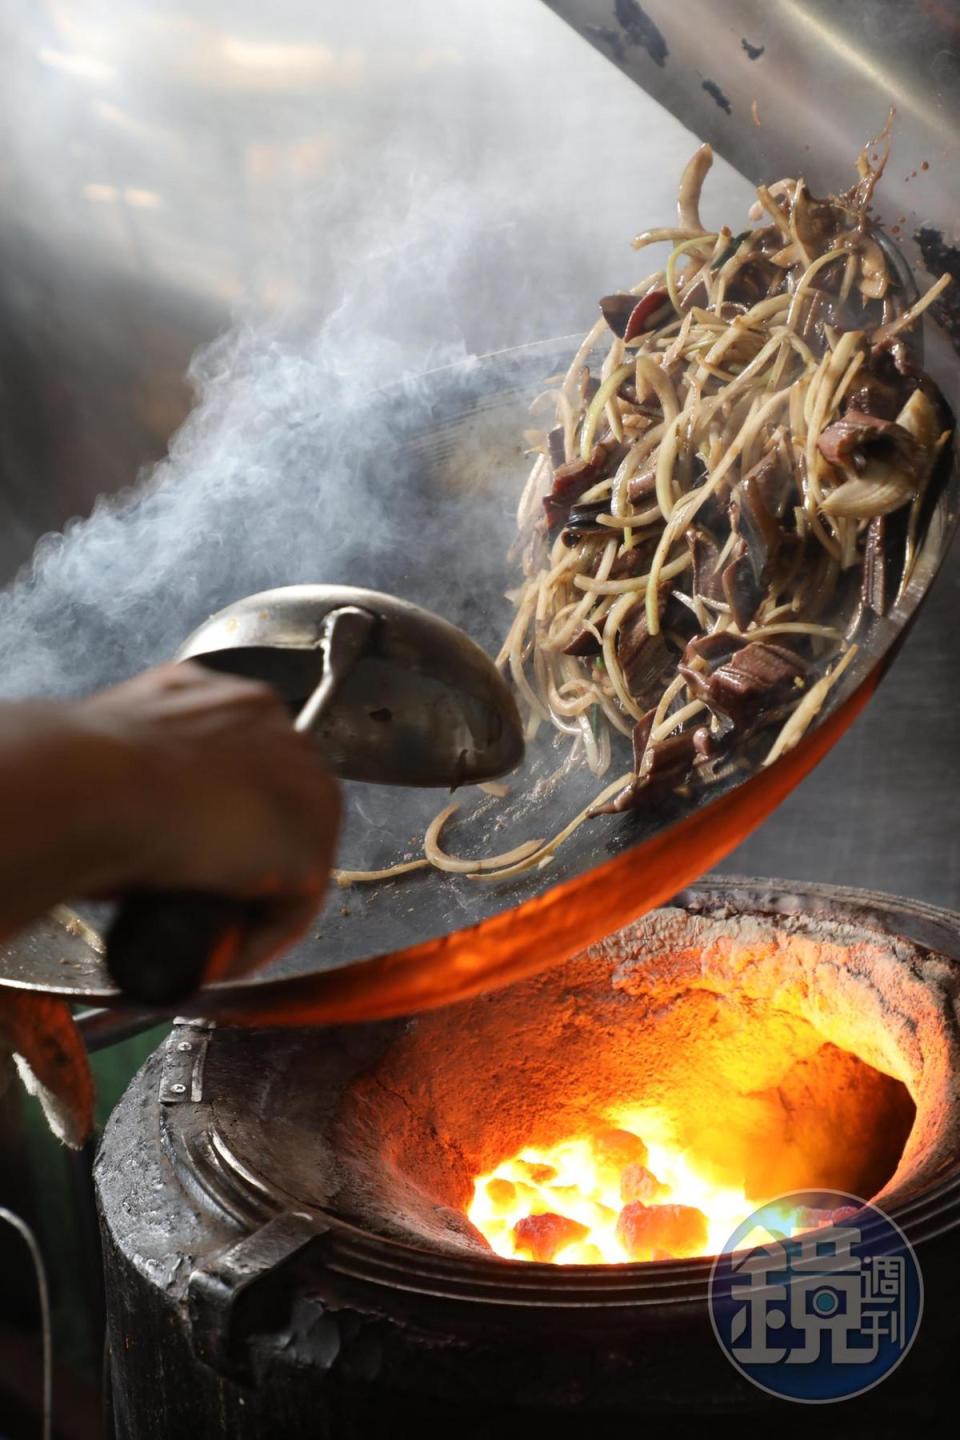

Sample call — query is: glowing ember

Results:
[467,1110,811,1264]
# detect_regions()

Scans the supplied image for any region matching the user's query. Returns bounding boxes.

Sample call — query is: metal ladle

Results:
[105,585,524,1005]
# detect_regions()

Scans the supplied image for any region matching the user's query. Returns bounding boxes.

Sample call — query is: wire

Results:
[0,1206,52,1440]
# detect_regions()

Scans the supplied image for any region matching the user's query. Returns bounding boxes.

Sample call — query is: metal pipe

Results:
[75,1006,168,1052]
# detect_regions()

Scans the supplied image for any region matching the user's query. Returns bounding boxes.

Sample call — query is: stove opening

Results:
[338,906,927,1264]
[465,1042,909,1265]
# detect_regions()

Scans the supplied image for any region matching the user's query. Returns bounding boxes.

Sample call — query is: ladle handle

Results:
[104,606,375,1007]
[104,892,252,1006]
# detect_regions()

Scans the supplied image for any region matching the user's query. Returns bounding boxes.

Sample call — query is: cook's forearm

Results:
[0,701,142,938]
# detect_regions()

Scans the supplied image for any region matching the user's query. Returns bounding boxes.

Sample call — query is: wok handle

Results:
[105,893,250,1006]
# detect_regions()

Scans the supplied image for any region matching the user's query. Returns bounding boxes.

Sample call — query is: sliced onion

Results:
[677,144,714,233]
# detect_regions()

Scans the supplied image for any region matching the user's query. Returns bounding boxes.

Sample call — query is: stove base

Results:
[97,880,960,1436]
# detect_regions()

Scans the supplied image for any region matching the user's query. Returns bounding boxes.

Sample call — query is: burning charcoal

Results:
[512,1181,540,1207]
[792,1205,828,1232]
[512,1212,589,1262]
[599,288,670,341]
[485,1178,517,1208]
[616,1202,709,1261]
[591,1128,648,1171]
[705,641,807,726]
[545,1184,583,1208]
[620,1163,667,1205]
[515,1160,557,1186]
[721,537,765,629]
[616,601,670,701]
[686,525,725,602]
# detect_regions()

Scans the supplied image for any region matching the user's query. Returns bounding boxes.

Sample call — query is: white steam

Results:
[0,174,517,698]
[0,2,754,700]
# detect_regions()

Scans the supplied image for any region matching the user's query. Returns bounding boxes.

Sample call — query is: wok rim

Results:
[2,333,957,1016]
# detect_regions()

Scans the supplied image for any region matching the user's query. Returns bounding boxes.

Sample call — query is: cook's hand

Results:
[0,663,341,971]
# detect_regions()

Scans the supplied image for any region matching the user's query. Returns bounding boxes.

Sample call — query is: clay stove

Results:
[97,879,960,1436]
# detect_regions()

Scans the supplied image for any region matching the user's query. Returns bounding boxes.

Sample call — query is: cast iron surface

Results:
[1,340,958,1019]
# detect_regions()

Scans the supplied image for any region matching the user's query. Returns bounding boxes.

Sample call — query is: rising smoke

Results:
[0,170,519,698]
[0,1,751,701]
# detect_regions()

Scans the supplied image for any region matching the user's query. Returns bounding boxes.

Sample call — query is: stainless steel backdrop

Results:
[544,0,960,251]
[0,1,957,911]
[0,1,752,579]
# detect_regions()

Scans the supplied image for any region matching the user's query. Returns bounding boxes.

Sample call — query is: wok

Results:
[1,332,957,1022]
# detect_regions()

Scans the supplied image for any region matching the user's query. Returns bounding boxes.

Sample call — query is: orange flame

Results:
[467,1109,808,1264]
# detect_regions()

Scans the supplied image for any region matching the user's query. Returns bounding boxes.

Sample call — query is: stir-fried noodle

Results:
[338,127,951,885]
